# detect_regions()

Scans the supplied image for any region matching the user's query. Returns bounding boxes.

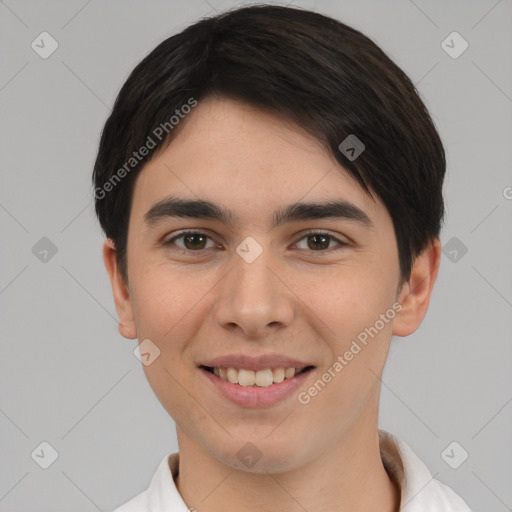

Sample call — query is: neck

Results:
[174,423,400,512]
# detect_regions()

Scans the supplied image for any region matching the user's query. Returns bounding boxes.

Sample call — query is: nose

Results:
[213,244,295,339]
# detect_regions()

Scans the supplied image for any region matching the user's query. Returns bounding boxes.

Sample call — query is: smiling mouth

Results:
[200,365,315,387]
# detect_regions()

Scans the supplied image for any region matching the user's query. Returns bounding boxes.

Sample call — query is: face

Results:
[104,96,439,473]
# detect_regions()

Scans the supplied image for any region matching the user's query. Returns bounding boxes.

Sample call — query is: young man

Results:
[93,4,472,511]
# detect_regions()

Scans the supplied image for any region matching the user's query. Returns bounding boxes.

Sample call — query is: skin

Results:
[103,96,441,512]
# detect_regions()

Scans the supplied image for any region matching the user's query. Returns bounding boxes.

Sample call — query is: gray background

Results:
[1,0,511,510]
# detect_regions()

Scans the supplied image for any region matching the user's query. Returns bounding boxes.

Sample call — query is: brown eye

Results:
[164,231,216,252]
[306,233,330,250]
[181,233,208,250]
[294,231,348,252]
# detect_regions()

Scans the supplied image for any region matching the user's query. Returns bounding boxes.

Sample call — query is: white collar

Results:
[379,431,471,511]
[113,430,471,511]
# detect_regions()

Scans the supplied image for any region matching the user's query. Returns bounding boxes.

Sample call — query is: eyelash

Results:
[163,230,349,255]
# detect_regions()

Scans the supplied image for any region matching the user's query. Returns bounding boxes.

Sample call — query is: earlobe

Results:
[102,239,137,340]
[392,238,441,337]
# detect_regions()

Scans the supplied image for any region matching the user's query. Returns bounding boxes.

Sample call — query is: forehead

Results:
[130,97,388,230]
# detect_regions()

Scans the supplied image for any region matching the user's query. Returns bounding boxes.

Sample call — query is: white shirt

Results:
[111,430,472,511]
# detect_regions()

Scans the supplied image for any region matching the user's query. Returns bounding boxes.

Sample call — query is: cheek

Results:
[296,263,395,335]
[294,268,396,427]
[294,260,398,394]
[130,264,199,341]
[129,267,203,416]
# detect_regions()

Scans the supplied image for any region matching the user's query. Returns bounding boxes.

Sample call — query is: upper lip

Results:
[199,354,314,372]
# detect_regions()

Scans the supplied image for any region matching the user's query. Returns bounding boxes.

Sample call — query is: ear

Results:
[102,238,137,339]
[392,238,441,337]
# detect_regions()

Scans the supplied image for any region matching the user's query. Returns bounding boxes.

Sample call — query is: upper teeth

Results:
[213,367,303,387]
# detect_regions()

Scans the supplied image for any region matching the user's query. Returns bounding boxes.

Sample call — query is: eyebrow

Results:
[143,196,374,230]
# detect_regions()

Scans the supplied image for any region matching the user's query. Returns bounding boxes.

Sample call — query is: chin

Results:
[213,435,308,474]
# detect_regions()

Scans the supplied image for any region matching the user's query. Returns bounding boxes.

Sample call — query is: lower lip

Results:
[200,367,315,408]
